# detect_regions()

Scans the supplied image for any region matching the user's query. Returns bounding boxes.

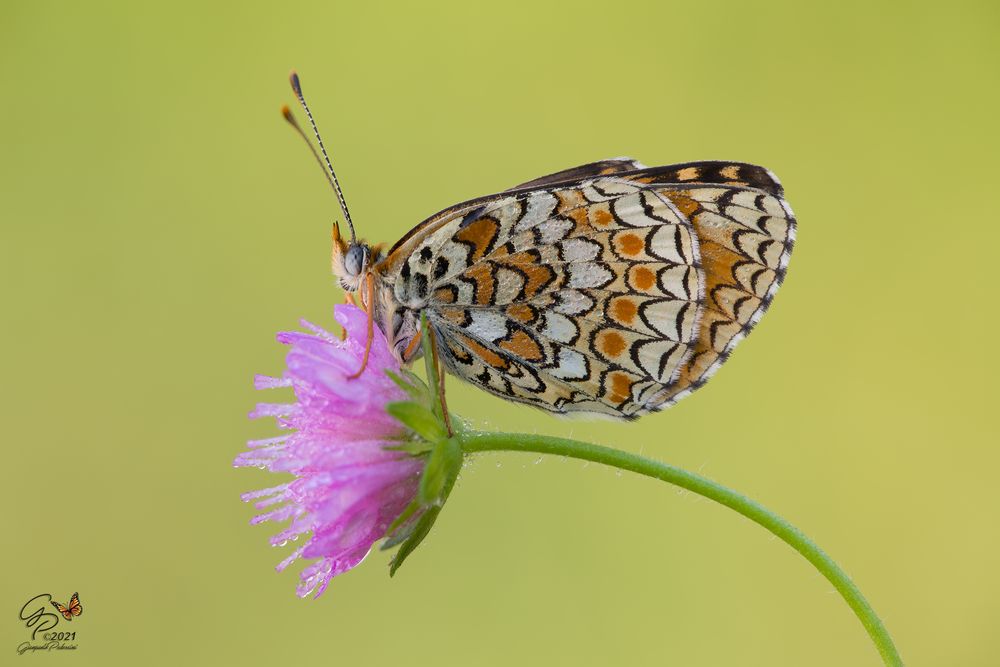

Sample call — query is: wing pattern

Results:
[640,182,795,408]
[377,160,795,419]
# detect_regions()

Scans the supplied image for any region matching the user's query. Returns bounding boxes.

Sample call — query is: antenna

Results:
[285,70,356,241]
[281,106,342,212]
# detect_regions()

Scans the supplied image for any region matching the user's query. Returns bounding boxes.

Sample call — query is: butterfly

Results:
[281,72,795,420]
[50,592,82,621]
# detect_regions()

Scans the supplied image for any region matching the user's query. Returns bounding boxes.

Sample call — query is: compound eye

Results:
[344,244,368,277]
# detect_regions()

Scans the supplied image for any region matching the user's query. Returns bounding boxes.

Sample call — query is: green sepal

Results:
[383,439,434,456]
[385,401,447,443]
[384,370,424,400]
[420,312,443,420]
[401,369,429,394]
[382,499,422,549]
[382,313,464,576]
[419,436,462,506]
[389,505,441,576]
[387,436,462,576]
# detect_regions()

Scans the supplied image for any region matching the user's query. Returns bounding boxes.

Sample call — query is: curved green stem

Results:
[459,431,902,666]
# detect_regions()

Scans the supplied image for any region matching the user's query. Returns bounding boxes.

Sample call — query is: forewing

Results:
[68,592,82,616]
[627,161,786,197]
[388,177,705,418]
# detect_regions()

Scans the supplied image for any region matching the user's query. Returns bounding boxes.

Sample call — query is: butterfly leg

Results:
[347,273,375,379]
[426,325,453,436]
[339,291,359,340]
[402,329,423,362]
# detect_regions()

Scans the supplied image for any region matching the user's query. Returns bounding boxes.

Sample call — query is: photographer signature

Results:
[18,594,59,641]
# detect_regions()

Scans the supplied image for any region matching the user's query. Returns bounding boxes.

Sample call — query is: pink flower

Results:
[235,304,425,598]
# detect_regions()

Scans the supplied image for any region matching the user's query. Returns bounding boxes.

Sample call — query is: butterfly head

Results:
[331,223,377,292]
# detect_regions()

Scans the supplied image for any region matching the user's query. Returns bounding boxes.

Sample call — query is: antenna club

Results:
[281,104,295,123]
[289,70,303,97]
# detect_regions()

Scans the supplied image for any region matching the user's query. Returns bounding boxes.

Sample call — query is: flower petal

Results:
[235,305,425,597]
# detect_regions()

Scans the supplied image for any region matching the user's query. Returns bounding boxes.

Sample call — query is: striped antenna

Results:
[286,70,356,241]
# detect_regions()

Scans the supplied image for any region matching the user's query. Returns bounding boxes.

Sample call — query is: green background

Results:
[2,1,997,664]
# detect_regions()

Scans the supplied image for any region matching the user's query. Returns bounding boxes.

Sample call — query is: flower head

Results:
[235,304,426,597]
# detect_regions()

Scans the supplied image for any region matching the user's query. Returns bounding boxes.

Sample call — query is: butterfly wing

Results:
[383,177,705,418]
[626,178,796,409]
[506,157,647,191]
[566,161,793,408]
[50,600,73,621]
[67,592,82,617]
[377,160,794,417]
[627,161,786,196]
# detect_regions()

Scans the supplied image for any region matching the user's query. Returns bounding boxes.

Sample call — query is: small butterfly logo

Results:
[50,592,82,621]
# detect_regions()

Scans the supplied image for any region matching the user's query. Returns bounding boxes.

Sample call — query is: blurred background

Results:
[2,1,997,664]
